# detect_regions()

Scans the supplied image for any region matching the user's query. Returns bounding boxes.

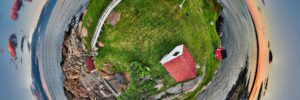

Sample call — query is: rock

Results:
[210,21,214,26]
[141,75,151,83]
[97,42,105,47]
[154,83,164,90]
[183,79,196,91]
[166,84,182,94]
[107,79,126,93]
[154,79,164,90]
[114,73,126,84]
[153,92,166,100]
[186,76,202,92]
[155,79,163,84]
[195,76,202,82]
[162,94,181,100]
[106,11,121,26]
[196,64,200,69]
[124,73,131,83]
[102,73,114,80]
[61,17,114,99]
[100,90,111,97]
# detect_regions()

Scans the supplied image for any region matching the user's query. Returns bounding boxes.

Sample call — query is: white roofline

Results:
[160,44,184,64]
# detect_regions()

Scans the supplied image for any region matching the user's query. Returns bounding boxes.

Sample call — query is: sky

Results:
[264,0,300,99]
[0,0,46,99]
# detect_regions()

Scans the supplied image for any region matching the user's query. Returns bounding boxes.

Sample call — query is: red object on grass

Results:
[160,44,197,82]
[85,57,95,72]
[215,47,224,61]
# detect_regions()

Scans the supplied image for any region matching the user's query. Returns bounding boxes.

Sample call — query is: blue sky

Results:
[0,0,46,99]
[264,0,300,99]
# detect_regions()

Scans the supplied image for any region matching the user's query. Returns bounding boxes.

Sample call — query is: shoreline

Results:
[244,0,269,100]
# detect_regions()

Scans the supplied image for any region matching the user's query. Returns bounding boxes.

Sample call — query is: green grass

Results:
[84,0,222,98]
[82,0,110,51]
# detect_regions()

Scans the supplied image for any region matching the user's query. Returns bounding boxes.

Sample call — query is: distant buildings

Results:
[160,44,197,82]
[10,0,33,21]
[8,34,18,59]
[10,0,21,21]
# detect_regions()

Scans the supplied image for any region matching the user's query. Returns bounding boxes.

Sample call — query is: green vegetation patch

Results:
[83,0,222,98]
[82,0,110,51]
[118,62,157,100]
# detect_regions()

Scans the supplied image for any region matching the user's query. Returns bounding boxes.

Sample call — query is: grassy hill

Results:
[82,0,222,98]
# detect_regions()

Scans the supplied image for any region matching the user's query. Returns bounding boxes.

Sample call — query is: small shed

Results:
[160,44,197,82]
[85,57,96,72]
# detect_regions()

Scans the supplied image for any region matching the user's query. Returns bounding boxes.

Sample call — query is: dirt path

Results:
[244,0,269,100]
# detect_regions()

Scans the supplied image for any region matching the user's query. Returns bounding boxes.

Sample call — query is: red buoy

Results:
[215,47,224,61]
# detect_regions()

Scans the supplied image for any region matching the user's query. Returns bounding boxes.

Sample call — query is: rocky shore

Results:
[61,16,115,100]
[61,16,89,99]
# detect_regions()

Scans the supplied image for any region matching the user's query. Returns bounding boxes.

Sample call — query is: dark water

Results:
[196,0,257,99]
[31,0,57,99]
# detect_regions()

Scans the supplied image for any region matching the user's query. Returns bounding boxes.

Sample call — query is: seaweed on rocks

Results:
[216,15,224,35]
[226,57,249,100]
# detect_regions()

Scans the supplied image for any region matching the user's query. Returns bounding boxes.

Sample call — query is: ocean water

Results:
[196,0,257,99]
[0,0,47,99]
[31,0,89,99]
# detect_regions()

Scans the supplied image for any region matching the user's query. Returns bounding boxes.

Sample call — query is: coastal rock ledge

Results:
[61,18,115,100]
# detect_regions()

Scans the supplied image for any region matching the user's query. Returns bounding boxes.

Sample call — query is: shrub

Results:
[118,62,157,100]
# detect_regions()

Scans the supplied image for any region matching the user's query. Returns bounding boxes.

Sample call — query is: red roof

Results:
[85,57,95,72]
[161,45,196,82]
[215,47,224,61]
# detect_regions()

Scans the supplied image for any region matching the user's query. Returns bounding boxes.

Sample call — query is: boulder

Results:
[195,76,202,82]
[166,84,182,94]
[153,92,166,100]
[183,79,196,91]
[114,73,126,84]
[154,83,164,90]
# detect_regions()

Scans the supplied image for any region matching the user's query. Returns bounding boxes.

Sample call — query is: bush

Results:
[118,62,157,100]
[108,65,128,74]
